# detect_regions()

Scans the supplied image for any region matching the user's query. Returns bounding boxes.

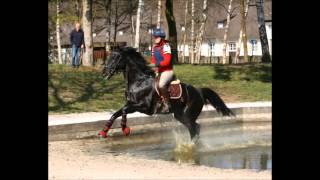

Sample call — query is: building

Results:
[49,0,271,64]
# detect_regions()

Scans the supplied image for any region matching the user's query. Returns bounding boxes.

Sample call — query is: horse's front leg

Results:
[121,113,130,136]
[99,103,145,138]
[98,108,123,138]
[120,103,147,136]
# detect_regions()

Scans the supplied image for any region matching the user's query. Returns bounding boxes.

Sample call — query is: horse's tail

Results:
[199,88,235,116]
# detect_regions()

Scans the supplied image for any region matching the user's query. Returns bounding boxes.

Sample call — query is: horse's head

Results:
[102,49,127,80]
[102,47,154,80]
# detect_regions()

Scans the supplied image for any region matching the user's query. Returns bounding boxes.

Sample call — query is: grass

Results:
[48,63,271,114]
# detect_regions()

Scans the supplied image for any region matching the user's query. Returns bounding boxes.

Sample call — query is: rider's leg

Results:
[158,70,174,113]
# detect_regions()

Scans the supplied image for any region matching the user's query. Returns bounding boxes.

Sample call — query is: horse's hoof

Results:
[122,127,131,136]
[98,130,108,138]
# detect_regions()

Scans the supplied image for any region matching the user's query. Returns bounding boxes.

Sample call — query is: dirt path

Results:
[49,140,271,180]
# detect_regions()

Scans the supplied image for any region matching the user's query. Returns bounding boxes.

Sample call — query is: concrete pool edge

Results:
[49,101,271,141]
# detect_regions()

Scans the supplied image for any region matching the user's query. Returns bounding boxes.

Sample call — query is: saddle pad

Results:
[155,80,182,99]
[168,83,182,99]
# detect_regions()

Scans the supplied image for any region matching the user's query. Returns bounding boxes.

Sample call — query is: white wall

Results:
[178,41,264,57]
[178,23,273,58]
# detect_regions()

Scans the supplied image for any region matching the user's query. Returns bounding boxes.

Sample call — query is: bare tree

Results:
[195,0,208,64]
[82,0,93,66]
[113,0,119,44]
[56,0,62,64]
[157,0,161,28]
[111,0,131,45]
[164,0,178,64]
[75,0,81,22]
[134,0,143,50]
[190,0,195,64]
[240,0,248,63]
[104,0,112,51]
[222,0,233,64]
[93,0,135,50]
[235,0,250,63]
[129,0,135,47]
[181,0,188,63]
[256,0,271,63]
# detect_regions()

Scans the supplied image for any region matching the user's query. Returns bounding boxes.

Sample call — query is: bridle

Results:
[105,52,125,78]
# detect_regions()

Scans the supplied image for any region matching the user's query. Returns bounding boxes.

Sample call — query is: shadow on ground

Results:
[48,66,125,113]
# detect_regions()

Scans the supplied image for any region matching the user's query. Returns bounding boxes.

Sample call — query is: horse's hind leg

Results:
[174,114,200,142]
[173,105,202,142]
[184,97,204,142]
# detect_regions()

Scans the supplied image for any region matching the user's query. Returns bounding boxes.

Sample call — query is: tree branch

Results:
[117,13,129,26]
[214,1,228,12]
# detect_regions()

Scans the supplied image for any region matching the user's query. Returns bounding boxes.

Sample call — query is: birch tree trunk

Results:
[131,16,135,47]
[222,0,233,64]
[130,0,135,47]
[82,0,93,66]
[134,0,143,50]
[241,0,248,63]
[195,0,208,64]
[190,0,195,64]
[235,0,249,63]
[256,0,271,63]
[157,0,161,28]
[181,0,188,63]
[56,0,62,64]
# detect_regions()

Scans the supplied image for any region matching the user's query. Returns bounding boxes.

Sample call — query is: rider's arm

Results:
[151,46,155,64]
[159,44,171,67]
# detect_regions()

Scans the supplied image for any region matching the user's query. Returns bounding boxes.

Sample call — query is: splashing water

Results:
[169,117,198,164]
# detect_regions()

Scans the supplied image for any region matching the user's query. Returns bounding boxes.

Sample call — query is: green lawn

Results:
[48,63,271,114]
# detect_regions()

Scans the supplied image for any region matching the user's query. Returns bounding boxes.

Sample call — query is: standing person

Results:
[150,28,174,113]
[70,22,84,68]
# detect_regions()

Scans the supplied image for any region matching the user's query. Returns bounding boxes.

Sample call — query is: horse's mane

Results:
[119,47,155,76]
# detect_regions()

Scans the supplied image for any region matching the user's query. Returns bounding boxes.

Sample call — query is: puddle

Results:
[81,120,271,170]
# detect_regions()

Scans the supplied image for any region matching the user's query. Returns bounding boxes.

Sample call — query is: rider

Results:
[150,28,174,113]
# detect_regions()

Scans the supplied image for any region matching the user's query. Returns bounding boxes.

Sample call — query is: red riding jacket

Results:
[151,40,173,73]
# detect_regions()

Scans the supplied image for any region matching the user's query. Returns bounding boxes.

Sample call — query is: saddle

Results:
[155,75,182,99]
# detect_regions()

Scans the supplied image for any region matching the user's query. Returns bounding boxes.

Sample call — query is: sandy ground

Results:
[49,140,271,180]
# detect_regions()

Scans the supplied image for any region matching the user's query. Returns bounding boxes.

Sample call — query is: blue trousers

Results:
[72,45,81,66]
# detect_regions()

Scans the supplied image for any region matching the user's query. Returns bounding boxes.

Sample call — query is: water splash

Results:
[169,117,198,164]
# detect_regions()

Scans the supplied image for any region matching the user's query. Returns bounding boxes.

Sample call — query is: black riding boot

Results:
[159,87,171,113]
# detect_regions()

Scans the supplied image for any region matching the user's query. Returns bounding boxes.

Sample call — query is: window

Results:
[228,42,236,51]
[217,22,224,29]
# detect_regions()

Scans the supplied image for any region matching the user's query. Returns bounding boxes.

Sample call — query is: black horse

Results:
[98,47,234,141]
